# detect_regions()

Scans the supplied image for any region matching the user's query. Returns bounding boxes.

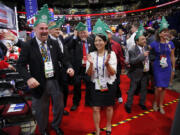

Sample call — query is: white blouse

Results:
[86,51,117,84]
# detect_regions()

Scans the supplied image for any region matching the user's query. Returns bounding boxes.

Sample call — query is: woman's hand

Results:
[105,54,111,66]
[87,54,93,64]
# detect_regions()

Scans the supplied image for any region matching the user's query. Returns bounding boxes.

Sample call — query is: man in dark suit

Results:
[125,24,150,113]
[16,5,74,135]
[48,17,70,116]
[66,22,94,111]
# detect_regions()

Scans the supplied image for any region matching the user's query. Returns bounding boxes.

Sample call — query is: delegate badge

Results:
[44,61,54,78]
[95,77,108,92]
[160,55,168,68]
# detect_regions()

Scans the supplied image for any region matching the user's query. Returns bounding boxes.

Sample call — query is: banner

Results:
[48,8,54,21]
[66,24,70,35]
[86,16,91,32]
[0,3,16,29]
[25,0,38,25]
[30,31,35,38]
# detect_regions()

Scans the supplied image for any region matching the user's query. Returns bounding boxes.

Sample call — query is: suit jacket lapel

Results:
[47,38,55,64]
[78,40,83,58]
[32,38,44,65]
[135,45,141,56]
[87,38,92,52]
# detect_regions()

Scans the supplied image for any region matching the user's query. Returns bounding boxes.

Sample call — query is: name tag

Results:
[95,77,108,91]
[160,55,168,68]
[44,61,54,78]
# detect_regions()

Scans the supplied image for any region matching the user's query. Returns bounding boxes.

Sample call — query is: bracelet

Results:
[172,68,175,72]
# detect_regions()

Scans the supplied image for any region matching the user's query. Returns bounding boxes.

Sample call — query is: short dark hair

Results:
[134,32,145,42]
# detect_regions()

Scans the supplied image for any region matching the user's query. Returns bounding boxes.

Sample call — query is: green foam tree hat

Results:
[104,22,113,34]
[92,19,108,39]
[34,4,52,27]
[48,16,65,29]
[135,23,145,40]
[75,22,87,31]
[159,16,169,33]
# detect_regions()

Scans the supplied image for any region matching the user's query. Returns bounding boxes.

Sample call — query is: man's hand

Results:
[27,77,40,89]
[67,68,74,77]
[144,51,149,57]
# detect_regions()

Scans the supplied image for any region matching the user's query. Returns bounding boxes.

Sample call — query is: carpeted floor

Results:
[35,75,179,135]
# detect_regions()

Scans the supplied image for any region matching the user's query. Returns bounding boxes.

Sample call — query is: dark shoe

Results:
[53,128,64,135]
[70,105,78,111]
[124,104,131,113]
[148,89,154,94]
[106,130,112,135]
[139,104,147,110]
[41,131,49,135]
[63,110,69,115]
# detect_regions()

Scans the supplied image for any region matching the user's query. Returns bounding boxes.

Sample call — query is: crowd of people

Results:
[0,3,180,135]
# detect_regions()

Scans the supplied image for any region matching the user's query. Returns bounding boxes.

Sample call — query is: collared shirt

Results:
[137,45,149,72]
[137,45,144,53]
[126,32,137,51]
[36,37,48,51]
[125,31,137,63]
[36,37,51,62]
[49,34,64,53]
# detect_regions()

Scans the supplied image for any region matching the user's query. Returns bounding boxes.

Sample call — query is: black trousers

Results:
[116,64,122,98]
[126,74,148,108]
[61,68,69,107]
[31,79,64,133]
[72,66,91,106]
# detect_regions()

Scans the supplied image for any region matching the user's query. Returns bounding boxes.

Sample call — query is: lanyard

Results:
[96,51,106,78]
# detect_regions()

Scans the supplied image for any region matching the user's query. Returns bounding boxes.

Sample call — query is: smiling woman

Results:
[86,19,117,135]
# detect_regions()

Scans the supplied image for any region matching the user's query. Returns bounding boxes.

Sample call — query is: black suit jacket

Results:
[17,37,72,98]
[66,36,95,75]
[15,39,25,48]
[128,45,149,82]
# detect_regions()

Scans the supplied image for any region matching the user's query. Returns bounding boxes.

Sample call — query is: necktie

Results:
[142,47,149,72]
[40,42,48,62]
[82,42,87,66]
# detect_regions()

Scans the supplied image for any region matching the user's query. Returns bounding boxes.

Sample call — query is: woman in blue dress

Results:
[150,17,175,114]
